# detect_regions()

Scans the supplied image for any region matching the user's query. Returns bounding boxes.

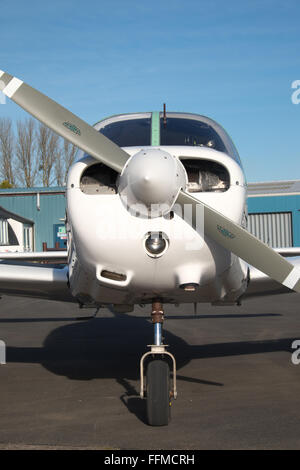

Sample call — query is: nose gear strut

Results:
[140,300,177,426]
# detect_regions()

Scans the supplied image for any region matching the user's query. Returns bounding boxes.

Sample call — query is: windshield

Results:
[99,117,151,147]
[75,112,241,165]
[159,114,241,163]
[160,117,226,152]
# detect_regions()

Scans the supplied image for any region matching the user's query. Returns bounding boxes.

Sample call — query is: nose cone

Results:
[129,152,173,204]
[118,149,186,217]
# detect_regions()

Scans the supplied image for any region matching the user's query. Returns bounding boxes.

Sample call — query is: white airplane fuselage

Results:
[66,143,248,308]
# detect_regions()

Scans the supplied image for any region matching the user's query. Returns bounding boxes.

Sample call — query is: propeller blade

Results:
[0,70,128,173]
[176,190,300,293]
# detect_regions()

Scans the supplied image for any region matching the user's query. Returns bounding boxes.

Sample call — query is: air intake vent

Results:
[101,270,127,282]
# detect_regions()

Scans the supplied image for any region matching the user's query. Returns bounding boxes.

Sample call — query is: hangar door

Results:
[248,212,293,248]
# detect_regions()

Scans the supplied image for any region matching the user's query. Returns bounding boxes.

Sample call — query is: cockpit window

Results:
[75,112,241,166]
[160,118,226,152]
[99,118,151,147]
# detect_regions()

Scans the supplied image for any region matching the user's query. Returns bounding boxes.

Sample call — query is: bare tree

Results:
[15,118,38,187]
[54,147,64,186]
[0,117,77,188]
[37,123,61,187]
[54,139,77,186]
[63,139,77,184]
[0,118,15,186]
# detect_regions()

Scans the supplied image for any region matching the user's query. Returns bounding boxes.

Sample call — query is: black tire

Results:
[146,359,170,426]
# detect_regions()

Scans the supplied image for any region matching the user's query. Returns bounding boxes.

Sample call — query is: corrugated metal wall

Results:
[248,212,293,247]
[0,189,66,251]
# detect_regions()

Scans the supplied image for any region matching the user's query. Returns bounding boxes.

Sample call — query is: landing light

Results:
[144,232,169,258]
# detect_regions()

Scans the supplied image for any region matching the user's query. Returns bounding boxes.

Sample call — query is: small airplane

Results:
[0,69,300,426]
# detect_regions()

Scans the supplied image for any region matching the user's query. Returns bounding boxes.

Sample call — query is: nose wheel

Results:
[140,301,177,426]
[146,359,170,426]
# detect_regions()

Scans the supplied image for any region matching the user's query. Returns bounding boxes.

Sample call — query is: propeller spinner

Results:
[118,148,186,217]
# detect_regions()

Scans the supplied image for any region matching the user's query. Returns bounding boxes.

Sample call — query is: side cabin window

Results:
[181,159,230,193]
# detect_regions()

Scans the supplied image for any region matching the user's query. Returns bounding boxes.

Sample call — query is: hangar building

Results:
[247,180,300,248]
[0,180,299,251]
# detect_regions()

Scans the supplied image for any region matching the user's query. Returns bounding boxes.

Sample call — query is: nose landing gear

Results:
[140,300,177,426]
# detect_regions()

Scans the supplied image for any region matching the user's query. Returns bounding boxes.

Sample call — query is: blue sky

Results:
[0,0,300,182]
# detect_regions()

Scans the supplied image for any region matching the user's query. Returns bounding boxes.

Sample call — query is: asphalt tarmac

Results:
[0,293,300,450]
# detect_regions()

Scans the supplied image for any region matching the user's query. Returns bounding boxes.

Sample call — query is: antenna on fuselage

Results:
[163,103,167,128]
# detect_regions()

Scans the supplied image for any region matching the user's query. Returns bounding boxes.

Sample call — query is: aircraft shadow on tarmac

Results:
[5,312,293,424]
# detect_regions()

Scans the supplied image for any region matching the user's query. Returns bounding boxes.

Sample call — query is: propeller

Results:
[1,69,300,293]
[0,70,128,173]
[176,191,300,293]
